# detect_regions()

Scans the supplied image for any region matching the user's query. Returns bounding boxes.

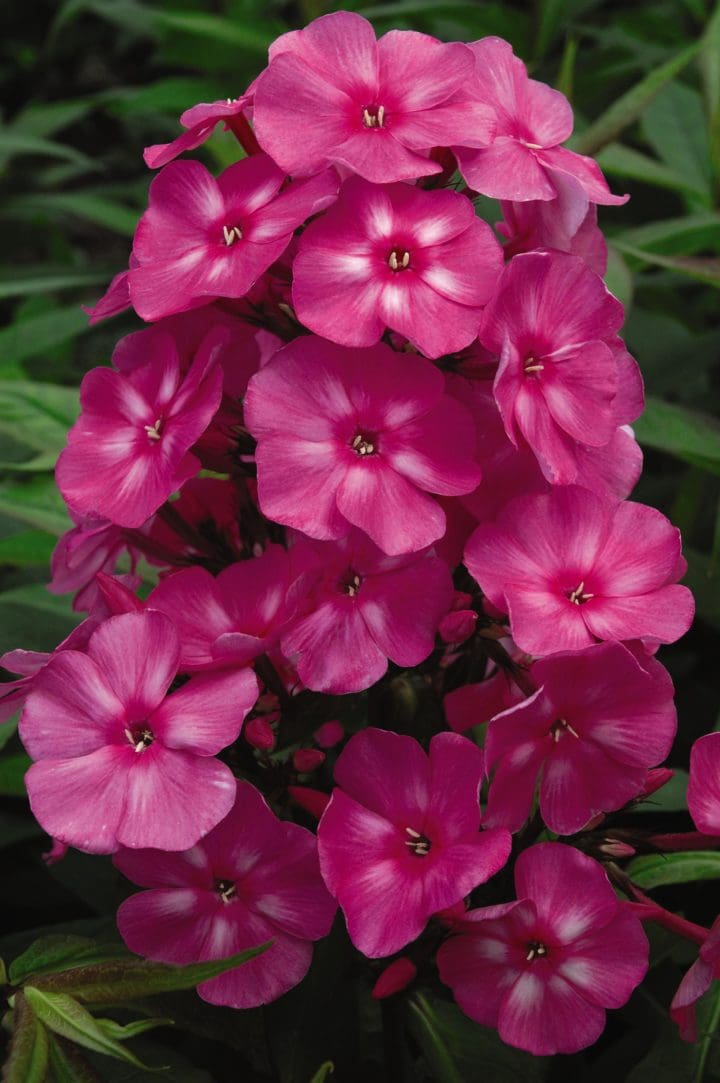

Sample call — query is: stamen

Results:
[144,418,162,441]
[568,581,595,605]
[215,879,237,903]
[346,574,362,597]
[362,105,385,129]
[550,718,580,743]
[525,941,547,962]
[388,248,411,272]
[351,433,376,456]
[223,225,243,246]
[524,356,544,374]
[125,727,154,753]
[404,826,432,857]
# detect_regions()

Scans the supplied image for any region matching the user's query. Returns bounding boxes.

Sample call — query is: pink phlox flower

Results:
[49,513,140,613]
[279,531,453,694]
[114,781,336,1008]
[317,727,511,957]
[83,266,133,325]
[455,37,627,206]
[144,95,252,170]
[252,11,495,183]
[437,842,648,1055]
[464,485,694,656]
[128,155,338,321]
[670,914,720,1041]
[482,642,677,834]
[56,326,224,529]
[147,543,301,672]
[497,174,607,276]
[245,336,481,555]
[20,610,258,853]
[444,651,526,734]
[688,732,720,836]
[292,177,503,358]
[480,251,643,485]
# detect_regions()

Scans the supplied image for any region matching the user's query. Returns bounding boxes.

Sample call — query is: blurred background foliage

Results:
[1,0,720,1080]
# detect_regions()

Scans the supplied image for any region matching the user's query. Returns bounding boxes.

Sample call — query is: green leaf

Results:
[47,1035,106,1083]
[149,10,273,53]
[34,942,272,1004]
[2,992,50,1083]
[10,936,131,986]
[641,82,712,203]
[597,143,709,199]
[23,986,163,1071]
[309,1063,335,1083]
[683,548,720,630]
[0,752,30,797]
[0,305,90,372]
[4,193,139,237]
[0,270,112,302]
[633,397,720,468]
[0,476,72,536]
[626,851,720,888]
[0,529,56,567]
[630,768,689,814]
[94,1016,173,1041]
[613,240,720,287]
[404,993,465,1083]
[0,584,79,655]
[605,245,634,309]
[612,213,720,257]
[694,980,720,1083]
[572,41,702,156]
[0,130,96,171]
[0,380,78,471]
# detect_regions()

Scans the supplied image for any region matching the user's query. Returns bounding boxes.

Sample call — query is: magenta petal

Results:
[558,908,648,1009]
[357,554,452,667]
[282,597,387,694]
[332,727,430,825]
[148,567,231,671]
[456,140,557,201]
[425,732,484,839]
[382,397,481,496]
[671,956,714,1041]
[25,747,133,854]
[114,845,213,889]
[583,587,694,645]
[119,746,236,851]
[151,668,258,754]
[87,611,179,718]
[336,460,445,555]
[515,844,618,942]
[20,651,124,759]
[198,922,313,1009]
[688,732,720,835]
[118,886,216,962]
[593,500,684,595]
[498,970,606,1055]
[254,436,349,541]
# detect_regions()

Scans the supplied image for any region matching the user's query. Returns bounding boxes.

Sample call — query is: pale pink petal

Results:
[87,611,179,717]
[456,140,557,201]
[557,909,648,1008]
[377,33,472,112]
[582,587,694,645]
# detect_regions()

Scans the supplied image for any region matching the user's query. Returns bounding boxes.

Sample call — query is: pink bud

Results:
[439,609,477,644]
[288,785,330,819]
[245,716,276,752]
[371,957,417,999]
[435,899,469,929]
[584,813,606,831]
[639,767,674,800]
[293,749,325,773]
[598,838,636,859]
[449,590,473,611]
[314,720,344,749]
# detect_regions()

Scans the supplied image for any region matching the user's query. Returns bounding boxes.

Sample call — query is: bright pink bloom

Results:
[146,544,299,671]
[314,720,344,749]
[114,782,336,1008]
[245,337,481,555]
[56,329,223,529]
[84,268,131,325]
[465,485,694,655]
[670,915,720,1041]
[497,173,607,276]
[244,716,276,752]
[293,749,325,773]
[49,515,138,612]
[483,643,677,834]
[20,611,258,853]
[438,842,648,1055]
[292,178,502,358]
[444,661,525,735]
[480,251,643,484]
[253,12,494,183]
[317,728,511,957]
[456,38,626,206]
[688,732,720,836]
[128,155,338,321]
[280,532,452,694]
[144,96,251,169]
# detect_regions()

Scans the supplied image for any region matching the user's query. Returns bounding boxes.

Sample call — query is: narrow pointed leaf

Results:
[10,935,131,986]
[612,241,720,287]
[32,942,272,1005]
[94,1015,174,1040]
[2,993,50,1083]
[405,993,465,1083]
[23,987,164,1071]
[572,41,701,155]
[626,851,720,888]
[48,1035,106,1083]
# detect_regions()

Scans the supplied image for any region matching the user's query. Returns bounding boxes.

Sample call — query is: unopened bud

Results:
[638,767,674,801]
[449,590,473,611]
[439,609,477,644]
[244,716,276,752]
[288,785,330,819]
[598,838,636,859]
[371,957,417,999]
[314,720,344,749]
[293,749,325,773]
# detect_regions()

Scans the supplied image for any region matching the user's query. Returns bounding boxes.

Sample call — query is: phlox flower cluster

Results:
[6,9,713,1058]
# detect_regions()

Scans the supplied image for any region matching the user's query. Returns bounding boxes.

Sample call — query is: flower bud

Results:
[288,786,330,819]
[245,716,276,752]
[293,749,325,773]
[371,957,417,999]
[638,767,674,800]
[598,838,636,859]
[439,609,477,644]
[314,720,344,749]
